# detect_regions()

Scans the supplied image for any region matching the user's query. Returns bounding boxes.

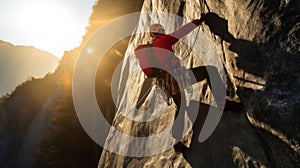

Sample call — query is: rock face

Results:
[0,0,299,167]
[98,0,300,167]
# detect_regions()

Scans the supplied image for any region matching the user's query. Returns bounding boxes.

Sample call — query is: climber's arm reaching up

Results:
[159,13,206,46]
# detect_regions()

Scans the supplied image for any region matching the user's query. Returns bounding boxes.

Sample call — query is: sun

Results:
[17,2,82,56]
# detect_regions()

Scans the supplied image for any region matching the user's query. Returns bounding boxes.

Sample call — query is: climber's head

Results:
[149,24,166,37]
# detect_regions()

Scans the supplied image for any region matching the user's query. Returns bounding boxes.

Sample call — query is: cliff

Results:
[98,0,300,167]
[0,0,299,167]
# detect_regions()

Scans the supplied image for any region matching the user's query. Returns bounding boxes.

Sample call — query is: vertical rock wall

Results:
[98,0,300,167]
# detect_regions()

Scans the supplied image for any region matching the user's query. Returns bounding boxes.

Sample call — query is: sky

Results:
[0,0,95,58]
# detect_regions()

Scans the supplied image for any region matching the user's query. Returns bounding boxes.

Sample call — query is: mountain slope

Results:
[0,40,58,96]
[0,0,144,167]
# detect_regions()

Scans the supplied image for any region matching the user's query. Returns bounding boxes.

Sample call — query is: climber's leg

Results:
[190,66,242,110]
[190,65,226,108]
[171,91,181,119]
[136,77,154,109]
[170,91,184,152]
[171,90,186,138]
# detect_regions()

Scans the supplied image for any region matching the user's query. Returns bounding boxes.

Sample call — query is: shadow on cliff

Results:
[204,12,266,77]
[180,101,270,167]
[180,99,300,167]
[178,13,300,167]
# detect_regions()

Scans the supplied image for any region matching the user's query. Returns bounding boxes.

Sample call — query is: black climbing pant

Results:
[171,65,226,140]
[136,65,226,140]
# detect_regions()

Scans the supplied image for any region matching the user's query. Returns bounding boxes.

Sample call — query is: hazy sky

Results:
[0,0,95,58]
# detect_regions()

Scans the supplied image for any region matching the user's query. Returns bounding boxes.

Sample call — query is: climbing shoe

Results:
[173,141,186,154]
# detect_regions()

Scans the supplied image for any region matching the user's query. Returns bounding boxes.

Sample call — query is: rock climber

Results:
[135,13,242,153]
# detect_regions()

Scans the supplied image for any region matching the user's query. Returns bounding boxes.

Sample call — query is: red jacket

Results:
[135,19,203,76]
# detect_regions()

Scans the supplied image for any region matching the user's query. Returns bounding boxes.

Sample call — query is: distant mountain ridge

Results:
[0,40,58,96]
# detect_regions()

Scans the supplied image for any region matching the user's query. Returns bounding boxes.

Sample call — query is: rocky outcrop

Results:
[98,0,300,167]
[0,72,59,167]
